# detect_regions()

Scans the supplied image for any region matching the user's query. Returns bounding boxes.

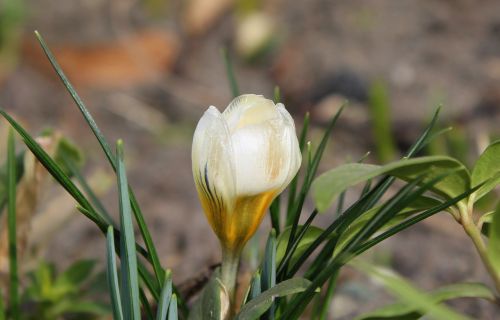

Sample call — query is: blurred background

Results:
[1,0,500,318]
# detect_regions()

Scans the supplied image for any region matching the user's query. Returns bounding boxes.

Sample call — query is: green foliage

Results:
[312,156,469,212]
[369,81,396,162]
[355,282,494,320]
[2,31,500,320]
[471,140,500,202]
[487,203,500,274]
[21,261,109,320]
[7,128,19,320]
[235,278,312,320]
[188,270,227,320]
[352,261,489,320]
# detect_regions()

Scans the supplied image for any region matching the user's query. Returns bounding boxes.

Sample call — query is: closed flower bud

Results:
[192,94,301,254]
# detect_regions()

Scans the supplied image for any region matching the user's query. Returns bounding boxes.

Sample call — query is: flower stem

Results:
[460,206,500,294]
[221,248,240,316]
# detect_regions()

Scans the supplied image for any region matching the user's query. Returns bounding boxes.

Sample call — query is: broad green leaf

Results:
[334,196,442,256]
[236,278,312,320]
[471,140,500,201]
[312,156,469,212]
[487,204,500,274]
[276,226,325,265]
[351,261,471,320]
[355,282,494,320]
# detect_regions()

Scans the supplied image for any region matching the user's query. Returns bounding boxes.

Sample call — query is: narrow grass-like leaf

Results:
[355,282,494,320]
[167,294,178,320]
[141,290,155,320]
[7,128,19,320]
[353,184,481,256]
[317,272,339,320]
[369,81,396,162]
[269,197,281,234]
[116,140,141,320]
[249,272,262,302]
[277,210,318,276]
[261,229,277,319]
[0,297,4,320]
[0,109,108,228]
[221,48,240,97]
[63,154,114,226]
[106,226,124,320]
[352,261,470,320]
[283,173,451,318]
[283,105,345,277]
[34,32,164,288]
[236,278,312,320]
[156,270,173,320]
[286,112,310,220]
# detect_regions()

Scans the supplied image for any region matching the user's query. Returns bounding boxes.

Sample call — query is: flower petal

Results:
[223,94,278,131]
[192,106,236,218]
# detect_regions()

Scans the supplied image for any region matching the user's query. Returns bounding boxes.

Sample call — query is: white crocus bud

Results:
[192,94,301,254]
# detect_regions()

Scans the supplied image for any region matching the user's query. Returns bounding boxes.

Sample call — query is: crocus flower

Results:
[192,94,301,255]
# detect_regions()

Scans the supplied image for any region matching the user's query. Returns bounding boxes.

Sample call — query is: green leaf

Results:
[471,140,500,201]
[35,31,164,290]
[236,278,313,320]
[221,48,240,97]
[369,80,396,163]
[106,226,124,320]
[7,128,20,320]
[276,225,325,265]
[312,156,469,212]
[156,270,173,320]
[355,282,494,320]
[53,136,84,176]
[334,196,442,256]
[55,260,96,288]
[487,203,500,274]
[167,294,178,320]
[116,140,141,320]
[351,261,471,320]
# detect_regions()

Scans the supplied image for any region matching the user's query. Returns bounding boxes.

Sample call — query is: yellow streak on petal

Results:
[199,189,276,254]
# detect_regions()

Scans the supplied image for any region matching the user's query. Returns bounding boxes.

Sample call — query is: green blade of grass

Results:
[269,197,281,234]
[140,289,155,320]
[283,177,474,319]
[63,155,115,226]
[0,109,108,229]
[116,140,141,320]
[167,294,178,320]
[7,128,19,320]
[282,105,345,277]
[353,184,482,256]
[34,31,165,289]
[0,295,4,320]
[221,48,240,98]
[106,226,124,320]
[286,112,310,224]
[156,270,173,320]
